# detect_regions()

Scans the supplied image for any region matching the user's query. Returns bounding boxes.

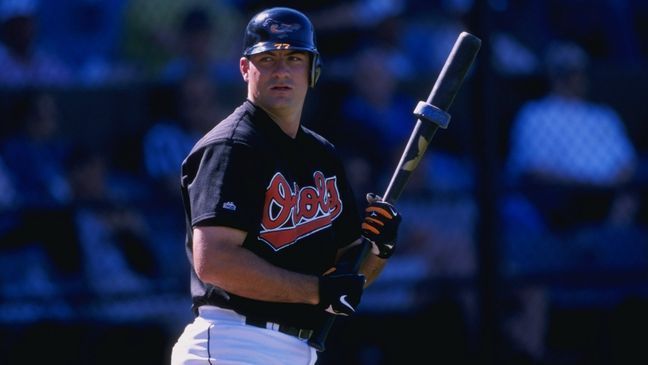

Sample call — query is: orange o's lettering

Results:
[259,171,344,250]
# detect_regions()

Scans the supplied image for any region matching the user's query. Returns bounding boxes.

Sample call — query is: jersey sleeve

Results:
[182,141,264,231]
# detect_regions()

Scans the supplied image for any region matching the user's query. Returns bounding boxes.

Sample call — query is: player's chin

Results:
[268,92,299,104]
[259,97,291,112]
[265,89,306,107]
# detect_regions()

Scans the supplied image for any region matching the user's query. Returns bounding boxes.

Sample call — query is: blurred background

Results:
[0,0,647,364]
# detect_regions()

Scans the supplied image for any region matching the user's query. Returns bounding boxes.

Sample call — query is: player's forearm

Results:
[335,238,386,286]
[359,253,387,286]
[196,242,320,305]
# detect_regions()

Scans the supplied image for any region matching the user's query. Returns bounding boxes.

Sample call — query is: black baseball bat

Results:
[382,31,481,204]
[309,31,482,352]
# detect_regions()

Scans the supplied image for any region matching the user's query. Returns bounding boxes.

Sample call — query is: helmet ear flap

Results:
[310,53,321,88]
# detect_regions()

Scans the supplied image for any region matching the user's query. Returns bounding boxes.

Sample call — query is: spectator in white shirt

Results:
[506,40,638,230]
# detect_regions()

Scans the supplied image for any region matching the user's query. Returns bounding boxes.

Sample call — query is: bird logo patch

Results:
[263,18,302,38]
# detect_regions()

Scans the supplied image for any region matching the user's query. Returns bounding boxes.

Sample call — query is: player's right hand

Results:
[362,193,402,259]
[318,270,365,316]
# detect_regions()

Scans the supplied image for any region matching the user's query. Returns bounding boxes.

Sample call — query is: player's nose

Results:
[272,59,291,77]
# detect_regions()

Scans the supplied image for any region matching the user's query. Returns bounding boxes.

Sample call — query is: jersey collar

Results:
[243,99,304,143]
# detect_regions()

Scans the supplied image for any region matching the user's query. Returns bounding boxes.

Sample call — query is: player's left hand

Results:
[318,270,365,316]
[361,193,402,259]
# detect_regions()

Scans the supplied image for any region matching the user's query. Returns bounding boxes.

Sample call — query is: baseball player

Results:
[170,7,402,365]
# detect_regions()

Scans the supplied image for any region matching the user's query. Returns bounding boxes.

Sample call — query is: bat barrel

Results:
[428,32,481,111]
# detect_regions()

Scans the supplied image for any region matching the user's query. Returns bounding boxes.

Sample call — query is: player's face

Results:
[241,50,309,114]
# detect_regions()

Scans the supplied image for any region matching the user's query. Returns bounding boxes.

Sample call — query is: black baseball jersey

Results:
[180,100,361,329]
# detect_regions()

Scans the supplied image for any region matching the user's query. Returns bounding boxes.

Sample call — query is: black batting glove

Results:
[318,270,365,316]
[361,193,402,259]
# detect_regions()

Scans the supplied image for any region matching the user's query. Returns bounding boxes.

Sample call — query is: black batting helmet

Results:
[243,7,321,87]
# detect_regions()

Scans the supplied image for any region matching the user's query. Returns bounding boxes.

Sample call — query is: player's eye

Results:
[288,54,307,62]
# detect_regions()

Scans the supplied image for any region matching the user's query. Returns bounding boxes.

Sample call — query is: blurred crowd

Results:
[1,0,647,364]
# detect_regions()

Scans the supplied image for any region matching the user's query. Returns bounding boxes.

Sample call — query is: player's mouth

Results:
[270,85,292,91]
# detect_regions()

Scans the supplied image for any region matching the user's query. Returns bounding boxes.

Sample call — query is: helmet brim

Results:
[244,41,319,57]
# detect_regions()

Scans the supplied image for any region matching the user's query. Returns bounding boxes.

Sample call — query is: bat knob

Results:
[413,101,451,129]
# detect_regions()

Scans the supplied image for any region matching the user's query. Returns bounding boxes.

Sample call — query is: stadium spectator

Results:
[502,40,641,364]
[121,0,243,81]
[506,40,639,231]
[142,72,224,200]
[159,6,236,84]
[1,91,72,208]
[340,45,416,184]
[65,146,159,297]
[0,0,73,87]
[35,0,136,86]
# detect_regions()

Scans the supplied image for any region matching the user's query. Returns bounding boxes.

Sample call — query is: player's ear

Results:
[240,57,250,82]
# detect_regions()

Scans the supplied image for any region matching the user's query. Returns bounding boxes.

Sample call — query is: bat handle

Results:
[382,101,452,203]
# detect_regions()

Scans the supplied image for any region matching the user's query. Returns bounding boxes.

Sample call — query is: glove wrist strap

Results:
[363,237,392,259]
